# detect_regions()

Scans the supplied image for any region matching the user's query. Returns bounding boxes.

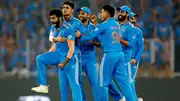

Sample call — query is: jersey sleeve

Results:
[66,27,75,41]
[61,24,75,41]
[79,23,105,42]
[135,29,144,62]
[126,27,136,48]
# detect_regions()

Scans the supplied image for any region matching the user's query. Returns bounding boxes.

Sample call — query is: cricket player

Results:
[90,13,99,26]
[89,10,126,101]
[60,1,87,101]
[31,9,82,101]
[76,7,100,101]
[129,11,144,101]
[108,5,138,101]
[77,5,135,101]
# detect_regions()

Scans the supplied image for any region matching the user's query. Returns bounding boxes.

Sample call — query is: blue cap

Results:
[129,12,137,17]
[116,5,131,14]
[76,7,91,14]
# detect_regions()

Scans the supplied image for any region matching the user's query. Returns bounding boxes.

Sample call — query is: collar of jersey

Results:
[107,17,115,21]
[63,16,74,23]
[56,27,61,31]
[83,20,91,27]
[121,21,130,26]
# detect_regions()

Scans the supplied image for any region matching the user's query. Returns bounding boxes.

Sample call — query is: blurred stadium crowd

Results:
[0,0,179,78]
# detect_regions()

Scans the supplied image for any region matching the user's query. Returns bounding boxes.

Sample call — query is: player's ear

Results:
[71,9,74,13]
[59,17,63,23]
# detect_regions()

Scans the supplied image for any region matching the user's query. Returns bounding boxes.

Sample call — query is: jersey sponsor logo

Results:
[132,36,136,39]
[94,27,98,31]
[110,26,120,30]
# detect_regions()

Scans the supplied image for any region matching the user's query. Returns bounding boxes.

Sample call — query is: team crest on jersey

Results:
[122,27,126,32]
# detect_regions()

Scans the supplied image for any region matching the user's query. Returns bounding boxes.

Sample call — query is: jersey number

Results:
[111,31,121,44]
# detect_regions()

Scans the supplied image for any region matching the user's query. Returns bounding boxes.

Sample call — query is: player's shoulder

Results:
[114,20,120,25]
[62,22,74,30]
[50,24,55,30]
[127,22,134,28]
[134,27,142,34]
[72,17,82,23]
[99,21,108,28]
[89,22,95,27]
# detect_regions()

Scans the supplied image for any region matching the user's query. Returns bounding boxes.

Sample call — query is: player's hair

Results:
[102,5,115,17]
[49,9,63,17]
[63,1,74,9]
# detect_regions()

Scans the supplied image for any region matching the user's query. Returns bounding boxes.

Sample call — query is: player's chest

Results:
[82,27,94,34]
[53,29,66,38]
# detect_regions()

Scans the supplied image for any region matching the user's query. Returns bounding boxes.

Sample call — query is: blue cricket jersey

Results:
[131,26,144,63]
[63,16,83,55]
[120,22,136,62]
[53,22,75,56]
[79,21,96,54]
[80,18,122,53]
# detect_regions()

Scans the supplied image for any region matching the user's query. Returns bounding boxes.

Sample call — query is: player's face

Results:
[62,4,74,16]
[129,17,136,24]
[117,10,128,22]
[100,9,108,21]
[90,13,97,23]
[49,15,61,28]
[78,10,89,23]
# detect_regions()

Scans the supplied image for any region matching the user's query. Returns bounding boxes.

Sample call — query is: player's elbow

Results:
[68,46,75,54]
[69,48,74,54]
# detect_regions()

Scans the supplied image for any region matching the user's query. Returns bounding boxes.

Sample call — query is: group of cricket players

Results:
[30,1,144,101]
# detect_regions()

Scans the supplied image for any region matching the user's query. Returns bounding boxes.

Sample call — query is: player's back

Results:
[55,22,75,56]
[99,18,122,53]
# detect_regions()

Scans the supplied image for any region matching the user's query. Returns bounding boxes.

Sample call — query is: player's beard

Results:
[131,22,135,25]
[53,20,60,28]
[118,15,127,22]
[79,17,87,23]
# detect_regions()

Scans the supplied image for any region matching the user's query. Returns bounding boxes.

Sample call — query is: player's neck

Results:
[64,15,72,22]
[55,26,60,30]
[55,20,63,30]
[105,16,111,21]
[119,19,128,25]
[93,21,98,26]
[83,20,89,26]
